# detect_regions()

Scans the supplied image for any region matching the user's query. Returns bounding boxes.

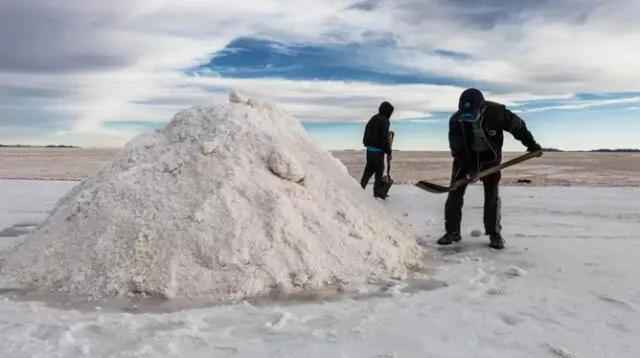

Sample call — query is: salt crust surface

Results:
[0,91,423,302]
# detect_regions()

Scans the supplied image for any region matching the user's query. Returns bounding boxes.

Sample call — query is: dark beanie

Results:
[458,88,485,112]
[378,101,394,118]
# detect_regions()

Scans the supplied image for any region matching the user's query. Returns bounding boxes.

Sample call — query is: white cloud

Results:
[375,0,640,93]
[1,0,639,146]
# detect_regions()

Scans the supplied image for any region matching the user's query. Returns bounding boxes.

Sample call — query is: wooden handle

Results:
[451,150,542,190]
[386,130,395,177]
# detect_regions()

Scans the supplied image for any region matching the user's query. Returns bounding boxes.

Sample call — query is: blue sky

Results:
[1,0,639,150]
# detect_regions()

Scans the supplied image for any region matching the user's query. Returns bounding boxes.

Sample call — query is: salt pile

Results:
[0,91,424,302]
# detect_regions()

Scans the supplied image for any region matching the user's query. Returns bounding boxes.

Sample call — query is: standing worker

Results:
[437,88,542,249]
[360,101,394,199]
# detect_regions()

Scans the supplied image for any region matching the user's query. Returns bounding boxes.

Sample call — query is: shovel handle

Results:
[451,150,542,190]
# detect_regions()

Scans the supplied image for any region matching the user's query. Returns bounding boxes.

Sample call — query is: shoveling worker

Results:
[360,101,394,199]
[437,88,542,249]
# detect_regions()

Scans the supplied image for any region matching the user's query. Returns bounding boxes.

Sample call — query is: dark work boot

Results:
[437,231,462,245]
[489,233,505,250]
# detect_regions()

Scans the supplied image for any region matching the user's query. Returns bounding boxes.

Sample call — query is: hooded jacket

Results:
[449,88,540,164]
[363,101,394,154]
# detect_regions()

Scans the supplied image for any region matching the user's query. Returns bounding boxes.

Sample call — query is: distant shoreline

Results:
[2,144,639,153]
[1,147,639,186]
[0,144,79,148]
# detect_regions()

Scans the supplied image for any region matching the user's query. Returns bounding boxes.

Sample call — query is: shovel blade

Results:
[415,180,451,193]
[379,176,394,197]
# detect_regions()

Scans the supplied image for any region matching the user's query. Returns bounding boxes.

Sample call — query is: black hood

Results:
[378,101,394,118]
[458,88,485,113]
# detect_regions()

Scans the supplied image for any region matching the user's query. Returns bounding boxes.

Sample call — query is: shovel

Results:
[415,150,542,194]
[379,130,395,197]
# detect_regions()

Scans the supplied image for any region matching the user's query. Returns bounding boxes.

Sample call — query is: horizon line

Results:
[1,144,639,153]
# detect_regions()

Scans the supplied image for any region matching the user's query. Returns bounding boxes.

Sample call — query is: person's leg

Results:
[482,171,501,235]
[360,151,376,188]
[482,170,504,249]
[372,152,386,197]
[438,161,468,245]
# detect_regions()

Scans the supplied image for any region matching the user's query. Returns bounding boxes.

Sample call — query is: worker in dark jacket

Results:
[437,88,542,249]
[360,101,394,198]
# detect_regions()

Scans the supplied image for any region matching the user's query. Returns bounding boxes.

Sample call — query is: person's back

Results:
[363,101,393,154]
[360,101,394,199]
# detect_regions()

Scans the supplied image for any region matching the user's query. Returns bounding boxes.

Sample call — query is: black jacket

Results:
[449,100,540,164]
[363,101,394,154]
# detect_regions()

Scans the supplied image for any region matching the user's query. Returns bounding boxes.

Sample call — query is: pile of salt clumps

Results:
[0,91,425,303]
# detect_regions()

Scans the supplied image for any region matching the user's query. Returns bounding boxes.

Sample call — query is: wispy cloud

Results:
[521,97,640,113]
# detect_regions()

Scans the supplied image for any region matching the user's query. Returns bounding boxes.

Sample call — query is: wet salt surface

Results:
[0,277,448,314]
[0,223,39,238]
[0,217,446,314]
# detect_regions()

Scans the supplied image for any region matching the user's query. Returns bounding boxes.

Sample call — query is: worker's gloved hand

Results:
[527,143,543,157]
[467,172,479,183]
[527,143,542,152]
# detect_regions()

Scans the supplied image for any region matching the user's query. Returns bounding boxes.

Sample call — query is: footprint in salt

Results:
[505,266,528,278]
[547,343,581,358]
[594,293,636,311]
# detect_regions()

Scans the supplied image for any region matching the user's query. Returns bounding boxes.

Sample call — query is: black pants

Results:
[444,156,502,235]
[360,151,385,195]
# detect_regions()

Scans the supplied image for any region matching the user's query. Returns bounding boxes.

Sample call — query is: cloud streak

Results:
[522,96,640,113]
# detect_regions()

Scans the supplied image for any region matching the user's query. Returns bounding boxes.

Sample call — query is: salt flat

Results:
[1,179,639,357]
[1,130,639,357]
[2,147,640,187]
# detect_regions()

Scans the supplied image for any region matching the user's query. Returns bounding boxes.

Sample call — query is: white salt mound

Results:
[0,92,424,302]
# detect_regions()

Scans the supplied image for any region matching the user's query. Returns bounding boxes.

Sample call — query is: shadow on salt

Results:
[0,222,40,238]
